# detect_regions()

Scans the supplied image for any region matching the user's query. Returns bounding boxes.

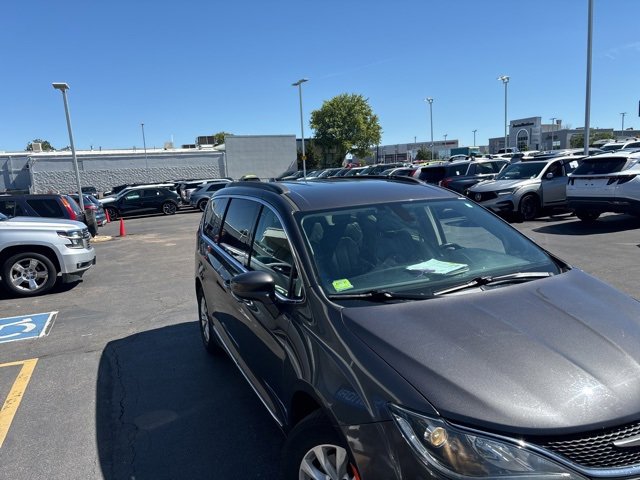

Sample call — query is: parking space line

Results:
[0,358,38,449]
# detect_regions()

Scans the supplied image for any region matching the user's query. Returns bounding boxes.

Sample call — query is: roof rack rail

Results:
[226,181,290,195]
[323,175,424,185]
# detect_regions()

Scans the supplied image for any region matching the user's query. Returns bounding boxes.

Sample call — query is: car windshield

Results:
[601,144,624,151]
[496,162,546,180]
[299,199,560,297]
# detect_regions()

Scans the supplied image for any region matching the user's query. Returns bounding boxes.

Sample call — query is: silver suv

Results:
[467,156,582,220]
[0,213,96,296]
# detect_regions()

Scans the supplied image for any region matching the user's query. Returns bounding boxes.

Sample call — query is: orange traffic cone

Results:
[119,217,126,237]
[104,209,111,223]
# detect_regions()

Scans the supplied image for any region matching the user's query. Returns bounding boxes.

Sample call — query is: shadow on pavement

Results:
[532,214,640,236]
[96,322,284,480]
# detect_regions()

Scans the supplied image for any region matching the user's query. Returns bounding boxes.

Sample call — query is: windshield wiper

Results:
[327,290,431,302]
[434,272,554,296]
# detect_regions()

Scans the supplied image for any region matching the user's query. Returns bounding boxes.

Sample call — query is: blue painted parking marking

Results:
[0,312,57,344]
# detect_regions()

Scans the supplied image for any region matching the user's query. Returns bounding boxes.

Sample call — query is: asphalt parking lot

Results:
[0,209,639,479]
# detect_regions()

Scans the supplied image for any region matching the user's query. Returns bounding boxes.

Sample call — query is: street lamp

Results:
[52,82,84,211]
[620,112,627,135]
[141,123,149,174]
[584,0,594,155]
[424,98,434,159]
[472,129,477,147]
[498,75,510,152]
[292,78,308,178]
[443,133,448,142]
[550,117,557,150]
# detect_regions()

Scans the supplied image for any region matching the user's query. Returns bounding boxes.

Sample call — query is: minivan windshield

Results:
[496,162,546,180]
[299,199,560,297]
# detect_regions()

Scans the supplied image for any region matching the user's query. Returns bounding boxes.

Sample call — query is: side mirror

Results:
[545,172,554,179]
[231,271,276,302]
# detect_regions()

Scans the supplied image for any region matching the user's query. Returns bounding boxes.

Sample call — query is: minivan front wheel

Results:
[283,411,358,480]
[2,252,57,296]
[197,290,223,355]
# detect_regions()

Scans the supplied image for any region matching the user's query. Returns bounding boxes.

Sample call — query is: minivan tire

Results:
[197,290,223,355]
[2,252,57,296]
[282,411,358,480]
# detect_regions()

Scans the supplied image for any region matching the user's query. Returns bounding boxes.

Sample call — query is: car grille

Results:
[532,420,640,468]
[467,191,498,202]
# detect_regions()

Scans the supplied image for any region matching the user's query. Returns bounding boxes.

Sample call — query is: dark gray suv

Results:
[195,177,640,479]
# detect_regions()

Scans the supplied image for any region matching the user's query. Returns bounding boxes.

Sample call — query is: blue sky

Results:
[1,0,638,152]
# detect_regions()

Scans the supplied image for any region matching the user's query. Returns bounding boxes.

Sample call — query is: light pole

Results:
[292,78,308,177]
[550,117,557,150]
[425,98,434,159]
[444,134,448,142]
[498,75,510,152]
[620,112,627,136]
[584,0,593,155]
[52,82,84,211]
[141,123,149,174]
[472,129,477,147]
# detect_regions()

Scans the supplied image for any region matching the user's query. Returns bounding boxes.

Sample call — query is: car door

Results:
[140,189,163,213]
[541,160,568,206]
[118,191,145,216]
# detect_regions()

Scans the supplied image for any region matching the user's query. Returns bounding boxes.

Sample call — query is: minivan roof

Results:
[221,177,456,212]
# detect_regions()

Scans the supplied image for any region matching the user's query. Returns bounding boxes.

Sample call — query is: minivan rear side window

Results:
[219,198,261,264]
[26,198,64,218]
[572,157,628,175]
[203,197,228,241]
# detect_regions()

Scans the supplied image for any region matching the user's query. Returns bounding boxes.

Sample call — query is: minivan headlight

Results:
[58,230,84,249]
[389,405,585,479]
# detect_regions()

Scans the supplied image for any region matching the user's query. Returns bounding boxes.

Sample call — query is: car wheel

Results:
[518,194,539,221]
[283,411,358,480]
[197,199,208,212]
[197,290,223,355]
[2,252,57,296]
[576,211,600,223]
[105,207,119,220]
[162,202,177,215]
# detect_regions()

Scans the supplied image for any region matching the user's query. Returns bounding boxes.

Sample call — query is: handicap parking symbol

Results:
[0,312,57,344]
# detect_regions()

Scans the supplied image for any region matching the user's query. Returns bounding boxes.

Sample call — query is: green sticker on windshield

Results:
[332,279,354,292]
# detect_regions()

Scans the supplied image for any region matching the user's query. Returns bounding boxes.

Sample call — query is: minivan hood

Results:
[343,270,640,434]
[471,178,537,192]
[2,216,86,230]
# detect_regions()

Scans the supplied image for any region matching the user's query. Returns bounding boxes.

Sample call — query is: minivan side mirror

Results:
[231,271,276,302]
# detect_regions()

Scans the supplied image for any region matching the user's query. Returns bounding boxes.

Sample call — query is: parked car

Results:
[189,181,232,211]
[359,163,406,176]
[343,166,367,176]
[467,156,582,220]
[440,159,508,193]
[0,194,87,225]
[600,140,640,152]
[100,183,176,206]
[80,185,98,196]
[102,187,180,219]
[0,212,95,296]
[195,177,640,479]
[380,166,417,177]
[70,194,107,227]
[176,178,224,203]
[567,150,640,222]
[412,160,471,184]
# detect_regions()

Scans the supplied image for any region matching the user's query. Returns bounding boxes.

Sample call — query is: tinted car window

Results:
[219,198,261,264]
[26,198,64,217]
[572,157,628,175]
[249,207,301,298]
[0,200,24,217]
[203,197,228,242]
[206,183,228,193]
[496,163,546,180]
[419,163,469,183]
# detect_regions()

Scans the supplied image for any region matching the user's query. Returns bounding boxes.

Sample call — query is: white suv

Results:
[600,140,640,152]
[567,151,640,222]
[0,213,96,296]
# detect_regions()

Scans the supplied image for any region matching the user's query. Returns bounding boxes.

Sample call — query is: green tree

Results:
[415,147,432,161]
[212,131,232,145]
[310,94,382,165]
[570,131,615,148]
[25,139,54,151]
[297,139,320,170]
